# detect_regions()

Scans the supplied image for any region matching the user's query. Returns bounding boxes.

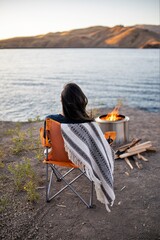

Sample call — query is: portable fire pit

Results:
[95,106,129,145]
[95,106,156,170]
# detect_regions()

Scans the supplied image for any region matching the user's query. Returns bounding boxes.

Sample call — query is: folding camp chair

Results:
[40,118,94,208]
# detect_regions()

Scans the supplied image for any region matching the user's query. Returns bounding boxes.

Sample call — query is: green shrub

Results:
[28,116,41,122]
[24,181,39,202]
[8,159,40,202]
[11,131,26,154]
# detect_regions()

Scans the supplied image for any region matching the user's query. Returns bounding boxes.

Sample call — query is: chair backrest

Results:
[40,118,77,168]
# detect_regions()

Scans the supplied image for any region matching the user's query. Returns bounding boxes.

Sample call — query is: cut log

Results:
[124,157,133,169]
[115,139,154,169]
[127,147,147,153]
[117,139,136,150]
[137,141,152,146]
[147,147,156,152]
[117,139,141,152]
[119,148,146,158]
[126,142,152,153]
[114,154,119,160]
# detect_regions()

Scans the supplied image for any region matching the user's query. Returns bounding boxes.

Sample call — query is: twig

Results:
[137,153,148,162]
[120,186,126,191]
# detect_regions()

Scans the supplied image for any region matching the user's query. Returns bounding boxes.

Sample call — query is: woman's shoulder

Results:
[46,114,95,124]
[46,114,67,123]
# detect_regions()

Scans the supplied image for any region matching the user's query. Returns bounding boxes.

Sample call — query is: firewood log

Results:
[126,142,152,153]
[117,138,141,153]
[147,147,156,152]
[117,140,135,151]
[119,148,146,158]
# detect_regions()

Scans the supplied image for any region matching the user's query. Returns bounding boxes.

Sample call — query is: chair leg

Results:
[46,164,54,202]
[50,164,61,182]
[45,164,94,208]
[88,181,95,208]
[46,163,50,202]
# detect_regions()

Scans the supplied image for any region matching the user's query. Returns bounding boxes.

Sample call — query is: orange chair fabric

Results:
[40,118,77,168]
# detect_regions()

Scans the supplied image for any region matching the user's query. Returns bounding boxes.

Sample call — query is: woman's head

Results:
[61,83,92,121]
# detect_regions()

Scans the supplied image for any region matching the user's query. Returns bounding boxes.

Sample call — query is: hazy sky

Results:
[0,0,159,39]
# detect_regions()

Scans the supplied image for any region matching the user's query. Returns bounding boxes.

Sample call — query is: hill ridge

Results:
[0,24,159,48]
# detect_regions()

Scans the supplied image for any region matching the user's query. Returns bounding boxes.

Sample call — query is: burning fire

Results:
[101,102,122,121]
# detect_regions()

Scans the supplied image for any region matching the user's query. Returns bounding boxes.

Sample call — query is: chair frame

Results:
[44,138,94,208]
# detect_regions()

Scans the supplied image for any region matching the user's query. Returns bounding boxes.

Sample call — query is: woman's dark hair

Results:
[61,83,93,122]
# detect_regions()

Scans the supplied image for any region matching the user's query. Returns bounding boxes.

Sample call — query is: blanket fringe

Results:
[64,142,112,212]
[64,143,85,171]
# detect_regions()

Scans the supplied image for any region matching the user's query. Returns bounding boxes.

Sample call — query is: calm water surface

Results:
[0,49,159,121]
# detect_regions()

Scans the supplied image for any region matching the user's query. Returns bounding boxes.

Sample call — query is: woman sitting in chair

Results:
[46,82,93,123]
[43,82,115,212]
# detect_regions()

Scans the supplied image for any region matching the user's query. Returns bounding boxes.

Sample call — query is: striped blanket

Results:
[61,122,115,212]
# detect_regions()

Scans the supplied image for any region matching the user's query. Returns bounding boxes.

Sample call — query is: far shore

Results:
[0,25,160,49]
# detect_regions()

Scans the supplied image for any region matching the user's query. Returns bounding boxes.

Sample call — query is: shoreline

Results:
[0,105,160,124]
[1,105,160,153]
[0,47,160,49]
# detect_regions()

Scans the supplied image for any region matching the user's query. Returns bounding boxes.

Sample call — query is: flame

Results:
[101,101,122,121]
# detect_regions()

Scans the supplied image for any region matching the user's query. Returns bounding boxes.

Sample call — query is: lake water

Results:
[0,49,159,122]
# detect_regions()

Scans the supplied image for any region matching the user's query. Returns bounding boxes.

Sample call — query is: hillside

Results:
[0,25,160,48]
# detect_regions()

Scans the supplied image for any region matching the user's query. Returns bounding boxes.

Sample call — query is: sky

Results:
[0,0,159,40]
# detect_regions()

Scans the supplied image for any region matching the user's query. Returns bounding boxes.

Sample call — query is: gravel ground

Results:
[0,106,160,240]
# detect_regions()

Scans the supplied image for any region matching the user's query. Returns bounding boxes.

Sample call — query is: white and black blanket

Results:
[61,122,115,212]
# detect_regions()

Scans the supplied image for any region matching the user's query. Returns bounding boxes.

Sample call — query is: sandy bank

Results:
[0,106,160,240]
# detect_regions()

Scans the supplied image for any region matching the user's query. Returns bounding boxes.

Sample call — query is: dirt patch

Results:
[0,106,160,240]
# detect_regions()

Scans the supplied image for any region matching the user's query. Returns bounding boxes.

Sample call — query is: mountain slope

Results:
[0,25,159,48]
